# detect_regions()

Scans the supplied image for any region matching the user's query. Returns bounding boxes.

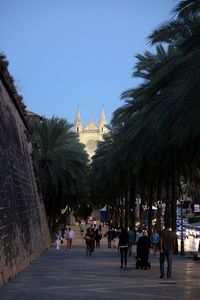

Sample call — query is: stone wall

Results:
[0,55,51,287]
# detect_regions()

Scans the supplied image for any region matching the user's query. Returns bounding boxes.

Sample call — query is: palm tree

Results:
[32,116,89,232]
[91,0,200,235]
[148,1,200,149]
[147,0,200,228]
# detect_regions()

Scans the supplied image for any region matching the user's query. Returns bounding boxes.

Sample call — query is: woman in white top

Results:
[66,227,74,251]
[55,231,62,250]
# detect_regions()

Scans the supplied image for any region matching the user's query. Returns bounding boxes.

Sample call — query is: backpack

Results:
[150,232,159,244]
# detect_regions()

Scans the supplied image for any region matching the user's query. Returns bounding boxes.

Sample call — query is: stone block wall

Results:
[0,56,51,287]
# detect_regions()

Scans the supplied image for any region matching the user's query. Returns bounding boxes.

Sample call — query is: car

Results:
[176,229,188,239]
[194,226,200,238]
[186,224,196,236]
[185,226,190,236]
[190,225,197,237]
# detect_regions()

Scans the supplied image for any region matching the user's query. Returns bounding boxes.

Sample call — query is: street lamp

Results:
[180,199,185,256]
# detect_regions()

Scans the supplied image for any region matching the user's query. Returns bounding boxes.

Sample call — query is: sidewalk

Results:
[0,237,200,300]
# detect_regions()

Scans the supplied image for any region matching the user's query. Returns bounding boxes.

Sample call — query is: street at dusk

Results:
[1,1,200,299]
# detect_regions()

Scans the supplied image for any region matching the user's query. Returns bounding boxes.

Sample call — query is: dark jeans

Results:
[160,251,172,278]
[128,241,133,256]
[120,247,128,267]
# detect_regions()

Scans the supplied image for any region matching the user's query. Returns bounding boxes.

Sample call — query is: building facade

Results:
[73,107,108,158]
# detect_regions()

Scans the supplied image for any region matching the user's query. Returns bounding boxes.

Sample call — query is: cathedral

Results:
[73,107,108,158]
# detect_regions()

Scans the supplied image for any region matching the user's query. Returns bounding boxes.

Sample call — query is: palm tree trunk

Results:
[164,176,171,227]
[140,190,145,227]
[113,196,118,227]
[125,190,129,229]
[147,188,153,236]
[126,173,134,228]
[130,182,136,230]
[171,169,177,232]
[156,177,162,233]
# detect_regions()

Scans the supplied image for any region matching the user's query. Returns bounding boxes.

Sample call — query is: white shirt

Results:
[67,230,74,239]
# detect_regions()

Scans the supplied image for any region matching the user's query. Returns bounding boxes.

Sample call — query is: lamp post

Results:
[180,199,185,256]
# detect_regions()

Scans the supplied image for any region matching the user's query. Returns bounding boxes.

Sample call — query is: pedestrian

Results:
[128,226,136,256]
[105,228,113,248]
[95,229,102,248]
[66,227,74,251]
[112,228,118,248]
[150,228,159,255]
[159,222,176,279]
[55,230,62,250]
[98,223,102,233]
[136,230,150,269]
[118,228,129,269]
[136,227,143,242]
[80,223,85,237]
[84,227,95,256]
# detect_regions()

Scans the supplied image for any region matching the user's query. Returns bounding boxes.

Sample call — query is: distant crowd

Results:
[55,219,176,279]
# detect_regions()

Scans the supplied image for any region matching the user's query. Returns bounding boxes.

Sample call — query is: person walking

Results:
[98,223,102,233]
[137,230,150,269]
[66,227,74,251]
[105,228,113,248]
[150,229,159,255]
[80,223,85,237]
[84,227,95,256]
[112,228,118,249]
[118,228,129,269]
[95,229,102,248]
[159,222,176,279]
[128,226,136,256]
[55,231,62,250]
[136,227,143,242]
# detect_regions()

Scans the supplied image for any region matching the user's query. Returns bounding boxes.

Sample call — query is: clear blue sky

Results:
[1,0,175,126]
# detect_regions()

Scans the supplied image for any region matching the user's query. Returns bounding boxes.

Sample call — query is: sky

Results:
[0,0,175,126]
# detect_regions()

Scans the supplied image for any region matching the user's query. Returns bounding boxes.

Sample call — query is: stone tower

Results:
[74,106,108,158]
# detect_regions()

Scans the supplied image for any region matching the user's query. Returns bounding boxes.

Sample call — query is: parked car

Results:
[194,226,200,238]
[176,229,188,239]
[185,225,190,236]
[185,224,196,236]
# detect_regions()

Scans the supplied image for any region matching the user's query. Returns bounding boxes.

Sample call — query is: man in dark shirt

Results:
[118,228,129,269]
[159,222,176,279]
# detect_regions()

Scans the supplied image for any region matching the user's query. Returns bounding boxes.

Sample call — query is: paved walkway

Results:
[0,235,200,300]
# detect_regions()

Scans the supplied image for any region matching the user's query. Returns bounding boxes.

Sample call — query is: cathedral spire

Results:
[74,105,83,133]
[99,105,107,133]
